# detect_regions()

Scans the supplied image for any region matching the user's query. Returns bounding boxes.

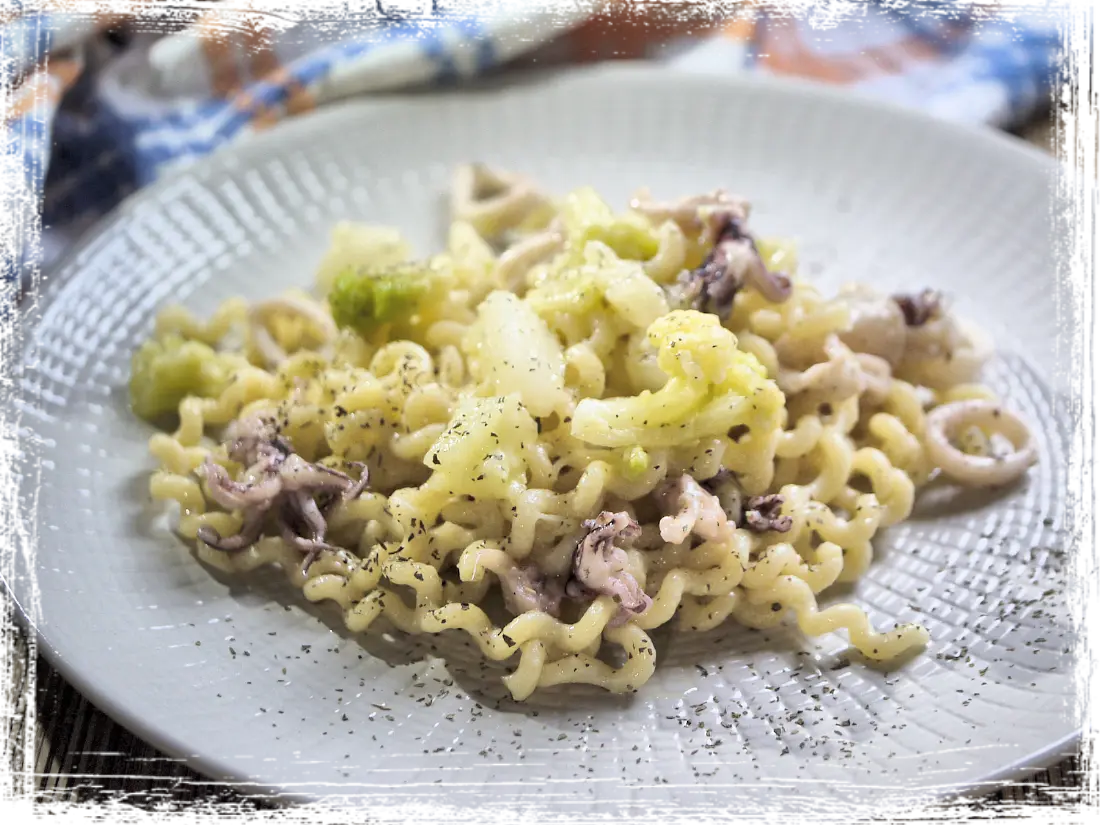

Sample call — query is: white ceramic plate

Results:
[9,66,1078,817]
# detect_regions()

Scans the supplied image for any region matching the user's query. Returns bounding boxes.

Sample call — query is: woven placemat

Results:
[6,90,1100,825]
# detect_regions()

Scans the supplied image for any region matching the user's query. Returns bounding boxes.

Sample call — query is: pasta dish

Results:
[130,165,1038,700]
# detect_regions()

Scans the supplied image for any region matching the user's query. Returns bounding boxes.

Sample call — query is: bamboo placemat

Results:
[6,90,1100,825]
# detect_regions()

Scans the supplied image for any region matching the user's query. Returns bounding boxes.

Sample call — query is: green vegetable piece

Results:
[328,263,433,338]
[622,446,650,480]
[129,334,233,421]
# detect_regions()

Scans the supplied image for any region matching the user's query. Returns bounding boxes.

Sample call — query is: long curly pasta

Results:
[134,167,1038,700]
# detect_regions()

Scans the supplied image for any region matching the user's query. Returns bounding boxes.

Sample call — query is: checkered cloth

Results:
[2,1,1062,292]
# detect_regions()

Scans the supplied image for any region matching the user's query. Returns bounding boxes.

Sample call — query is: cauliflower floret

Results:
[559,187,661,263]
[570,310,785,449]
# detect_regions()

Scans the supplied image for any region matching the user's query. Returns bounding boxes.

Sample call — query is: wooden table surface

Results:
[2,87,1100,822]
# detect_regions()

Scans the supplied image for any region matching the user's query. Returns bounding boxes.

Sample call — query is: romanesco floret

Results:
[129,334,236,421]
[327,263,434,339]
